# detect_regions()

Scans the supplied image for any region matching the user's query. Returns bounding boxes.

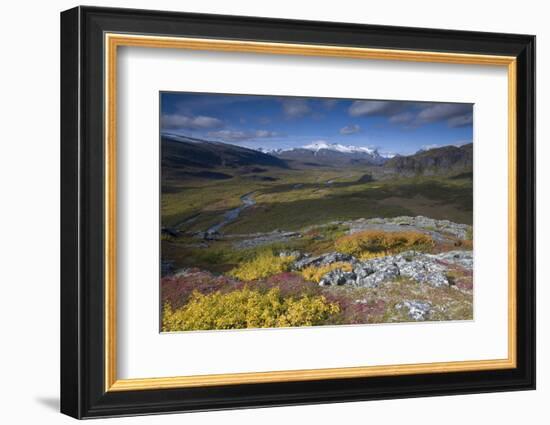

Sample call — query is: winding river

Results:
[206,192,256,235]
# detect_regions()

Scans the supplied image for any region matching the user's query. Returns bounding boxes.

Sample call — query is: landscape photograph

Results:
[160,92,474,332]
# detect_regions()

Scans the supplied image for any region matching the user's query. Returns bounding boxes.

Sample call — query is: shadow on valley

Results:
[258,174,375,194]
[223,186,472,234]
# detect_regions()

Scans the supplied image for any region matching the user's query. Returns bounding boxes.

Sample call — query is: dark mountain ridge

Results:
[161,134,288,171]
[384,143,473,176]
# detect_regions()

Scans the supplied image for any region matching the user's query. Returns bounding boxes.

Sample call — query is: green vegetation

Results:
[160,232,176,242]
[162,287,340,331]
[162,165,473,232]
[161,221,354,273]
[225,177,471,233]
[161,166,351,228]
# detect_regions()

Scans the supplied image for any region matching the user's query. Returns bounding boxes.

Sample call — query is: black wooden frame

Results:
[60,6,536,419]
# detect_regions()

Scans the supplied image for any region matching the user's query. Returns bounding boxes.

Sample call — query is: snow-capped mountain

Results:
[258,141,394,157]
[256,147,284,154]
[263,141,391,166]
[302,141,377,155]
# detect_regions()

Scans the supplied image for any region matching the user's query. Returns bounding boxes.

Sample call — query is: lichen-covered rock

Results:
[319,269,357,286]
[396,300,432,321]
[278,250,302,259]
[397,254,449,287]
[352,251,450,288]
[432,250,473,269]
[313,249,474,288]
[353,262,400,288]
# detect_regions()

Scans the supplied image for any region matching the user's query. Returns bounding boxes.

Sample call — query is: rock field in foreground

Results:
[292,250,473,289]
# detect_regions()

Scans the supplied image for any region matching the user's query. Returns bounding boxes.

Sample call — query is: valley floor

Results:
[160,166,473,331]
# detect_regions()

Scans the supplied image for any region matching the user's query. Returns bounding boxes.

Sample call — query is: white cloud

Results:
[339,124,361,135]
[281,99,311,118]
[389,111,415,124]
[415,103,472,126]
[345,101,473,128]
[161,114,223,130]
[208,129,280,142]
[448,114,473,128]
[348,100,400,117]
[323,99,339,110]
[420,144,442,151]
[254,130,277,138]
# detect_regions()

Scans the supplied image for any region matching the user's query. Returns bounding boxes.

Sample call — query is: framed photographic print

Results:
[60,6,536,419]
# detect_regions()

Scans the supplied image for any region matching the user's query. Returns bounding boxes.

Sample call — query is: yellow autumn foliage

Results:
[335,230,434,257]
[162,287,340,331]
[358,250,393,260]
[228,251,295,281]
[301,261,353,283]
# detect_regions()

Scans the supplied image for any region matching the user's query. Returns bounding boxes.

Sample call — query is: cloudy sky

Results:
[160,92,473,155]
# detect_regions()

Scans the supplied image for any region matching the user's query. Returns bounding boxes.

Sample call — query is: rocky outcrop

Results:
[304,250,472,289]
[278,250,302,260]
[347,216,472,240]
[301,216,471,242]
[319,269,357,286]
[396,300,432,321]
[293,252,357,270]
[352,261,401,288]
[435,250,473,269]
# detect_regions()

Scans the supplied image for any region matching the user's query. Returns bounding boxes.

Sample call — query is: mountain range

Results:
[259,141,391,167]
[258,141,389,156]
[162,133,472,178]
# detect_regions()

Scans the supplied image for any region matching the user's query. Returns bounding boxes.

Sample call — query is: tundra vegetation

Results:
[160,136,473,332]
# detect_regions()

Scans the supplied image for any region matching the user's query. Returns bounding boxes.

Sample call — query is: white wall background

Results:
[0,0,545,423]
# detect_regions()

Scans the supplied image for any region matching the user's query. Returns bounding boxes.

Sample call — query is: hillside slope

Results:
[162,134,288,174]
[384,144,473,176]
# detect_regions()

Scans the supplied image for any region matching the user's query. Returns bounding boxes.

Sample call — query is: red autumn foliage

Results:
[162,269,389,325]
[161,269,238,309]
[161,270,320,309]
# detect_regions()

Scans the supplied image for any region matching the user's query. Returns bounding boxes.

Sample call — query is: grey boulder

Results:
[396,300,432,321]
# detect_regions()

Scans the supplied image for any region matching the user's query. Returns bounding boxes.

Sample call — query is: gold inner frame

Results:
[104,33,517,392]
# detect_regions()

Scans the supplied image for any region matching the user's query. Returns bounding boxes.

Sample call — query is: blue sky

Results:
[160,92,473,155]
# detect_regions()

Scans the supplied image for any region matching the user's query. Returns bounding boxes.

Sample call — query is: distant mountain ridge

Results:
[162,133,472,178]
[302,141,378,155]
[257,141,392,156]
[384,143,473,176]
[263,141,391,166]
[161,133,288,174]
